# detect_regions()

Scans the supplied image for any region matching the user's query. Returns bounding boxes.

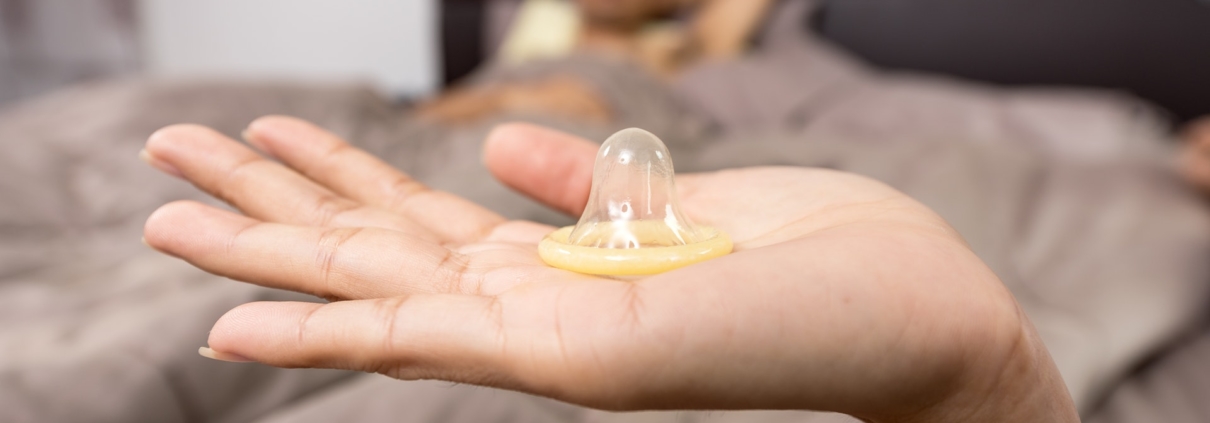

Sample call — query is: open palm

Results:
[142,117,1075,423]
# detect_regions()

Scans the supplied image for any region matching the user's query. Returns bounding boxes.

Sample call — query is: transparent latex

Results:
[568,128,708,248]
[539,128,731,276]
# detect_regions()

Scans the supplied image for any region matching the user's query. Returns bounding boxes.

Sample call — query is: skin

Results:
[575,0,683,32]
[576,0,774,76]
[141,116,1078,422]
[415,76,613,125]
[1180,116,1210,194]
[419,0,773,123]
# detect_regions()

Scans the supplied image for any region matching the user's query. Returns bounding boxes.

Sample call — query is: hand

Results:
[141,116,1077,422]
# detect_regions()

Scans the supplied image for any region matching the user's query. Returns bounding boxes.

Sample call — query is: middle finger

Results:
[144,124,437,241]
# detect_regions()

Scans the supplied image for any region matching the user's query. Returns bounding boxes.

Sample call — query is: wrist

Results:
[895,320,1078,423]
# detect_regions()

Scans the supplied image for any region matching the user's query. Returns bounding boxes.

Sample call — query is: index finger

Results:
[244,116,504,243]
[483,123,598,217]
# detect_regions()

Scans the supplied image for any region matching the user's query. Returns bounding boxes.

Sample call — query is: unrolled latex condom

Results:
[538,128,732,276]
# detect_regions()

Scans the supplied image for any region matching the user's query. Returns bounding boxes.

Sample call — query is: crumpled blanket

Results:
[2,2,1209,421]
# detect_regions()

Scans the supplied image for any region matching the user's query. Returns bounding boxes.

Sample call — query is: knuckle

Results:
[308,193,358,226]
[313,227,364,298]
[484,296,505,337]
[314,140,369,177]
[222,220,258,257]
[371,296,516,391]
[294,304,323,353]
[213,155,262,205]
[384,175,431,211]
[376,296,413,360]
[430,249,472,294]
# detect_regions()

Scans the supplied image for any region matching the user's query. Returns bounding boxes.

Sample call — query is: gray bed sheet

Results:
[3,2,1210,422]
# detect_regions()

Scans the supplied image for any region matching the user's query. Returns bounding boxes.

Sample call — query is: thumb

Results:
[483,123,598,217]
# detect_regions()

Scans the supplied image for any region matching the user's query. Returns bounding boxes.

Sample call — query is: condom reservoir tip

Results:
[538,128,732,276]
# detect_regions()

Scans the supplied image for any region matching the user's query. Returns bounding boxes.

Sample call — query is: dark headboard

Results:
[440,0,522,86]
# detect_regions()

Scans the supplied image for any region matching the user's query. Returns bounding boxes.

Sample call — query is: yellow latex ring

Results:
[538,226,733,276]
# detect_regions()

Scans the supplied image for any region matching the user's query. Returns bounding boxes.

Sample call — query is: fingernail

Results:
[141,237,149,247]
[139,149,184,179]
[198,347,255,363]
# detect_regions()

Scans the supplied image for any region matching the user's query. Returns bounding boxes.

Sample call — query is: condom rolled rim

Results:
[538,225,733,276]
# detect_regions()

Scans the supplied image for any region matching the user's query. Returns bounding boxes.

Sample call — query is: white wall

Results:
[138,0,439,97]
[0,0,140,104]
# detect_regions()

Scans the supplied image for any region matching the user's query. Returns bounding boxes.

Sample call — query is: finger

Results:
[244,116,503,243]
[144,201,502,299]
[483,123,598,216]
[205,297,512,384]
[145,124,433,238]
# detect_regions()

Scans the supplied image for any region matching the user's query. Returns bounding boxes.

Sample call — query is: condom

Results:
[538,128,732,276]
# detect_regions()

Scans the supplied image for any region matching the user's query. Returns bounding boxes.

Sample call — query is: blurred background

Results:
[0,0,440,105]
[4,0,1207,122]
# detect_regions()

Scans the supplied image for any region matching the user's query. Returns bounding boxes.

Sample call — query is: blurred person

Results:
[415,0,774,124]
[424,0,1210,195]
